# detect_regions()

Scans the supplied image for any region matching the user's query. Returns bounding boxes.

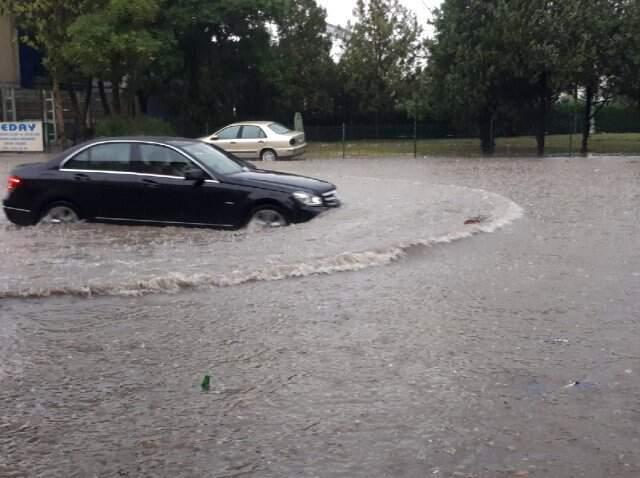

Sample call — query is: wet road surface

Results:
[1,155,640,477]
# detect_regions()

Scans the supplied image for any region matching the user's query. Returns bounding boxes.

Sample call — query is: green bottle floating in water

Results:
[201,375,211,391]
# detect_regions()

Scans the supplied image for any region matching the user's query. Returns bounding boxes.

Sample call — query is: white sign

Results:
[0,121,44,152]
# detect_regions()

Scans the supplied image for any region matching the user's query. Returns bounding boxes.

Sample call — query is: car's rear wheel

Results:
[260,149,277,162]
[39,202,81,224]
[247,205,289,229]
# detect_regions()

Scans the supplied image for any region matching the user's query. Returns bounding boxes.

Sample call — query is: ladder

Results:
[1,87,17,121]
[42,89,57,145]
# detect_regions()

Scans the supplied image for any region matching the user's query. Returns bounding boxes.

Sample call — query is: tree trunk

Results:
[479,109,495,156]
[581,85,594,156]
[67,82,80,144]
[98,80,111,116]
[137,90,148,115]
[535,127,545,157]
[52,75,66,146]
[81,78,94,138]
[535,73,549,157]
[111,77,121,115]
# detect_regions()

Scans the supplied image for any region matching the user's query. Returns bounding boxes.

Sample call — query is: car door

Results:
[206,125,241,156]
[233,125,267,159]
[59,142,140,219]
[132,143,233,226]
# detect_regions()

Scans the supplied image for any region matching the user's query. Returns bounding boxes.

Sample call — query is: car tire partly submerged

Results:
[39,201,81,225]
[247,205,289,229]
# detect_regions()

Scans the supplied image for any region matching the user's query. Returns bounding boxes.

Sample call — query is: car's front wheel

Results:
[39,201,81,224]
[247,205,289,229]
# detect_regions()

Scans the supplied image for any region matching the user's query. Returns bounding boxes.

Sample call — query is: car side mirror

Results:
[184,168,208,181]
[209,135,219,141]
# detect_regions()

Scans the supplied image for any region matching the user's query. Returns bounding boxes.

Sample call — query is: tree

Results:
[427,0,506,154]
[63,0,170,116]
[614,1,640,108]
[160,0,283,134]
[340,0,422,127]
[496,0,568,156]
[264,0,337,117]
[561,0,626,155]
[0,0,85,144]
[427,0,570,156]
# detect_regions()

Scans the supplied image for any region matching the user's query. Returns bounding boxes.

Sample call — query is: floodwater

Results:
[1,155,640,477]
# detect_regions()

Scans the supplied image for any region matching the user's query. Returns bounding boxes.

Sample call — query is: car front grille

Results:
[321,190,340,207]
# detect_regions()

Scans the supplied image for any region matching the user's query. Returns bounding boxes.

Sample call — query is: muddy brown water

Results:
[1,154,640,477]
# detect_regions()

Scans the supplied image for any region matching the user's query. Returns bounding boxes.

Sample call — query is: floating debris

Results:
[464,215,489,225]
[201,375,211,391]
[544,338,570,344]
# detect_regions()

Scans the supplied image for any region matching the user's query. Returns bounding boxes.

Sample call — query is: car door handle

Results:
[142,179,160,188]
[74,173,90,181]
[230,141,237,144]
[258,140,265,144]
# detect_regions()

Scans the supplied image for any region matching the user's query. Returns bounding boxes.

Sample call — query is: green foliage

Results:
[95,115,176,137]
[5,0,640,146]
[340,0,423,115]
[617,1,640,106]
[63,0,169,86]
[263,0,337,116]
[0,0,84,74]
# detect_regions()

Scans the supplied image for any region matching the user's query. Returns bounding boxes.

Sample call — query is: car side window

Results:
[216,126,240,140]
[240,126,266,139]
[64,143,132,172]
[134,144,195,177]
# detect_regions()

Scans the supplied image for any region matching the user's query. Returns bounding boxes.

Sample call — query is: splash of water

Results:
[1,190,523,299]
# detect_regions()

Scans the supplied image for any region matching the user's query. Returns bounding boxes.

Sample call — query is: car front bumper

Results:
[289,191,340,224]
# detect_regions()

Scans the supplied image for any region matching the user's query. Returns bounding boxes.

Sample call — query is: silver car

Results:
[201,121,306,161]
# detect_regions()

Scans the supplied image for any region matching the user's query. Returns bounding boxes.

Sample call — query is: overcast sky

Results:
[317,0,442,29]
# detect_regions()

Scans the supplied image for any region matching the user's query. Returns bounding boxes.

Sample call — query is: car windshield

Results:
[180,142,244,175]
[268,123,291,134]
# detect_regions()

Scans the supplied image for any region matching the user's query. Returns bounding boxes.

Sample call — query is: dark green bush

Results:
[95,115,176,137]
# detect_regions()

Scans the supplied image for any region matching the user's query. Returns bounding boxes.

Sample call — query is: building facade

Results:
[0,16,20,87]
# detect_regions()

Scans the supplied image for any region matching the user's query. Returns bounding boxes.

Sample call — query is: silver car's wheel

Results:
[248,207,288,228]
[40,204,80,224]
[260,149,277,161]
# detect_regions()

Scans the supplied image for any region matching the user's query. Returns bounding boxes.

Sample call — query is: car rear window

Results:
[64,143,132,172]
[268,123,291,134]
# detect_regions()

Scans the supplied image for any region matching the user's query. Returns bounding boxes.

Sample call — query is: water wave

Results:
[1,189,523,299]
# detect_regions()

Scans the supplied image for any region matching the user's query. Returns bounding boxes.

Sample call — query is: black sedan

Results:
[3,137,339,228]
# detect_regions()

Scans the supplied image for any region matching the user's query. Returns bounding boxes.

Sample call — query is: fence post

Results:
[342,122,346,159]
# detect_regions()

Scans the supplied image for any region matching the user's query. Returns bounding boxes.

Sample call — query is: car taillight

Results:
[7,176,22,192]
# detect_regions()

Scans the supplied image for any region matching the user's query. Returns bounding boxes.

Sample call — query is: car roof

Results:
[48,137,205,166]
[86,136,200,144]
[225,121,277,127]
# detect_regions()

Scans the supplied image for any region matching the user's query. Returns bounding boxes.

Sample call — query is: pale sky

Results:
[317,0,442,30]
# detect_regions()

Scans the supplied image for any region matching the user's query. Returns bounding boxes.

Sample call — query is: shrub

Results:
[95,115,176,137]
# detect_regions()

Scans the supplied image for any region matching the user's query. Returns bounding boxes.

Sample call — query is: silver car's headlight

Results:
[293,191,323,206]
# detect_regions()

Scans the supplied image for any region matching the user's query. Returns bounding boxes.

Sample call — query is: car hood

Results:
[224,170,335,194]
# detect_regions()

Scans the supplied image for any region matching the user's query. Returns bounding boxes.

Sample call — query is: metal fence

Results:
[0,85,112,148]
[302,107,640,158]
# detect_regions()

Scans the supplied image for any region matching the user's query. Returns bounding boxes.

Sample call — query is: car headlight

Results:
[293,191,323,206]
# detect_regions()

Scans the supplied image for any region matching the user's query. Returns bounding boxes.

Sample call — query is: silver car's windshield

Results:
[181,142,244,175]
[268,123,291,134]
